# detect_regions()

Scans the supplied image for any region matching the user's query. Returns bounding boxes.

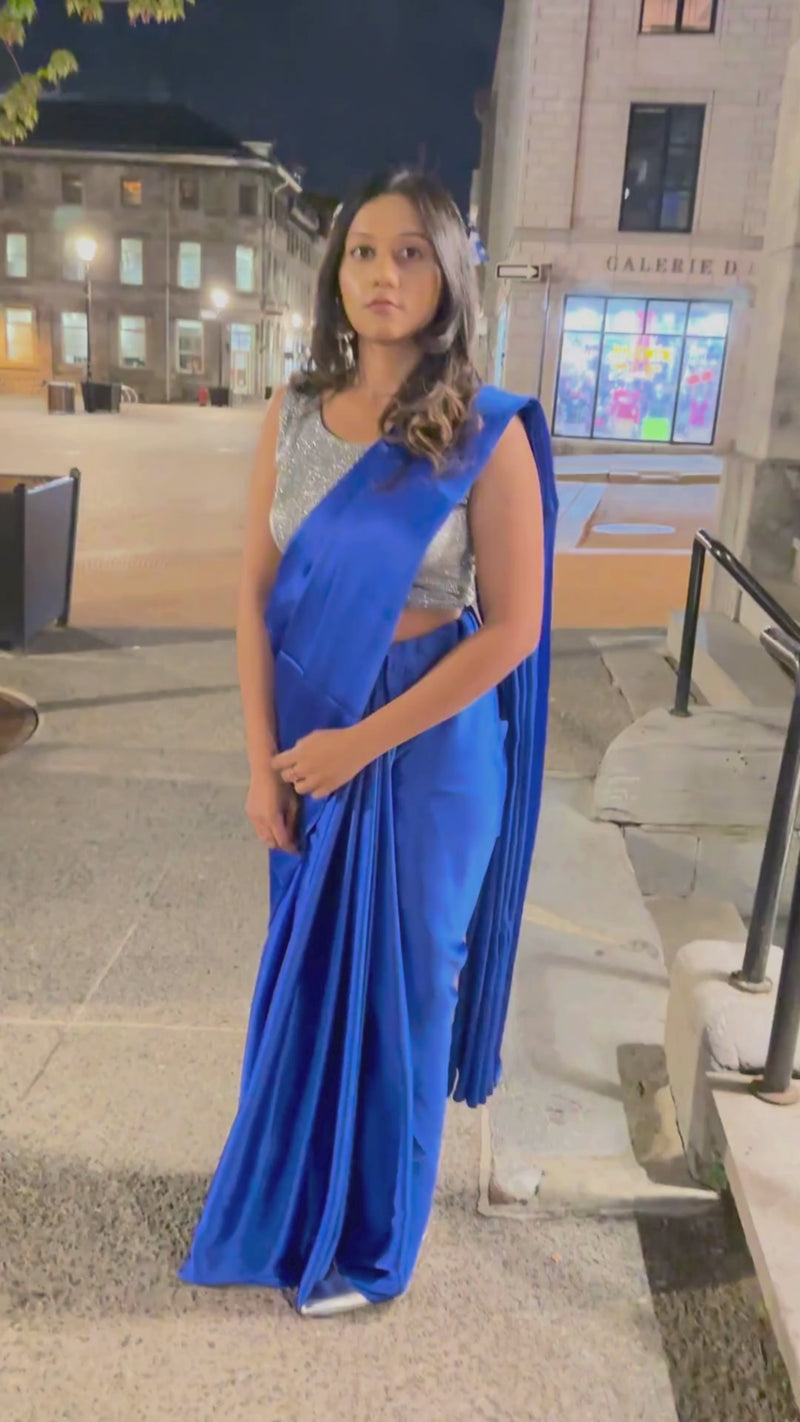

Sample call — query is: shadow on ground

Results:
[0,1150,214,1320]
[639,1201,799,1422]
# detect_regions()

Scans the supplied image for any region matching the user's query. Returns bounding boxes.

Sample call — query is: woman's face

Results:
[338,194,443,346]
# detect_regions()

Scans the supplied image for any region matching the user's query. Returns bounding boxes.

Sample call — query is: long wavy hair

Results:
[293,170,481,468]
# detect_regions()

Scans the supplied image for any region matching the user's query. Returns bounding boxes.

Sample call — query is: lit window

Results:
[176,318,203,374]
[640,0,716,33]
[239,183,258,217]
[119,316,146,368]
[620,104,705,234]
[61,312,88,366]
[236,245,256,293]
[5,308,34,364]
[5,233,27,279]
[178,241,202,289]
[120,237,144,286]
[121,178,143,207]
[230,323,255,393]
[178,176,200,211]
[554,296,730,445]
[62,173,84,206]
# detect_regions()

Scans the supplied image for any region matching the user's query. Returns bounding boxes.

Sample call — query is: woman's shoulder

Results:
[273,382,320,450]
[474,384,545,421]
[273,381,319,418]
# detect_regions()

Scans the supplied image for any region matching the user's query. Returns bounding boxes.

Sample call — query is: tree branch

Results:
[0,0,194,143]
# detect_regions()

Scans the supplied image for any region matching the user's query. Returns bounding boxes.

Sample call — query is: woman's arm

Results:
[237,387,298,849]
[273,416,544,797]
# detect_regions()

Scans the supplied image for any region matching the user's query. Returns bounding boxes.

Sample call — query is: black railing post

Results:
[735,670,800,987]
[672,537,706,717]
[755,849,800,1104]
[58,468,81,628]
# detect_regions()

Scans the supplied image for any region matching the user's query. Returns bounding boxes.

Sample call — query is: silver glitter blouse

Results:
[269,387,476,611]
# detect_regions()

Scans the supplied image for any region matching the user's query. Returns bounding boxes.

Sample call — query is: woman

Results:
[180,170,557,1317]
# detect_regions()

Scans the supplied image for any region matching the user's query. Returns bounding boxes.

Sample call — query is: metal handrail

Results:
[751,627,800,1102]
[732,628,800,990]
[670,532,800,1099]
[672,530,800,718]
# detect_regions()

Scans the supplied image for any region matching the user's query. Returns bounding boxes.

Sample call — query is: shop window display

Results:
[554,295,729,444]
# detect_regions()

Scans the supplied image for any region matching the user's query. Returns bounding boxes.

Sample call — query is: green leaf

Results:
[42,49,80,82]
[64,1,105,19]
[0,0,36,23]
[0,0,36,46]
[126,1,196,22]
[0,73,42,144]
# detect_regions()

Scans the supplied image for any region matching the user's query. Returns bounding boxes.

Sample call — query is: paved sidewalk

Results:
[0,627,681,1422]
[0,400,717,634]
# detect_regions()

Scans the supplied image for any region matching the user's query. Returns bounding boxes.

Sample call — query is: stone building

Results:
[476,0,793,455]
[0,100,324,402]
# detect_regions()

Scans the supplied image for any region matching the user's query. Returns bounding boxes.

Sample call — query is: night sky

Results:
[24,0,505,209]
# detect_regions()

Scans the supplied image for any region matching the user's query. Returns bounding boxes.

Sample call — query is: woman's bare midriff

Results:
[393,606,463,643]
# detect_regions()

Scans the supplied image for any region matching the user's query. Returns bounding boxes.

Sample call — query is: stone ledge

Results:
[665,938,799,1183]
[595,706,790,829]
[665,938,800,1403]
[712,1081,800,1410]
[625,825,800,918]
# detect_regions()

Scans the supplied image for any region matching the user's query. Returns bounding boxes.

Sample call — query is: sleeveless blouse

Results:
[269,387,476,611]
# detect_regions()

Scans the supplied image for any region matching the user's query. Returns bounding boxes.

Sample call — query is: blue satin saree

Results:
[180,385,557,1306]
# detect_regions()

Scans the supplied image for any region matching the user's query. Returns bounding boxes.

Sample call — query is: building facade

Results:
[477,0,793,452]
[0,102,324,402]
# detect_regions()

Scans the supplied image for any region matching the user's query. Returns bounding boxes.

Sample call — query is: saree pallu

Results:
[180,386,558,1307]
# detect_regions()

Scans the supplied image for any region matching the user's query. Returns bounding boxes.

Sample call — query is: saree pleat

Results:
[180,619,505,1302]
[449,397,557,1106]
[180,387,557,1302]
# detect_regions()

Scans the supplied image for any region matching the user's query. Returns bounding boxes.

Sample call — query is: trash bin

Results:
[47,381,76,415]
[209,386,231,407]
[82,381,122,414]
[0,470,81,649]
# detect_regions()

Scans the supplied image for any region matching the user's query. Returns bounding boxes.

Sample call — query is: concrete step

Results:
[666,611,793,711]
[487,793,712,1216]
[665,938,800,1405]
[594,705,790,830]
[594,705,800,918]
[590,632,680,719]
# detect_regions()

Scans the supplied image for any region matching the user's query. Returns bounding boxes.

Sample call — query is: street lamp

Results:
[210,287,229,390]
[76,235,97,383]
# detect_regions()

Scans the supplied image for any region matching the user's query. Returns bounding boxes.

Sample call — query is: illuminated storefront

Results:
[553,295,730,445]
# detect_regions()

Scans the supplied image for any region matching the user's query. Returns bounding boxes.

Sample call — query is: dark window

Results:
[239,182,258,217]
[640,0,717,33]
[553,295,730,445]
[3,170,24,204]
[178,176,200,211]
[121,178,143,207]
[620,104,704,233]
[62,173,84,206]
